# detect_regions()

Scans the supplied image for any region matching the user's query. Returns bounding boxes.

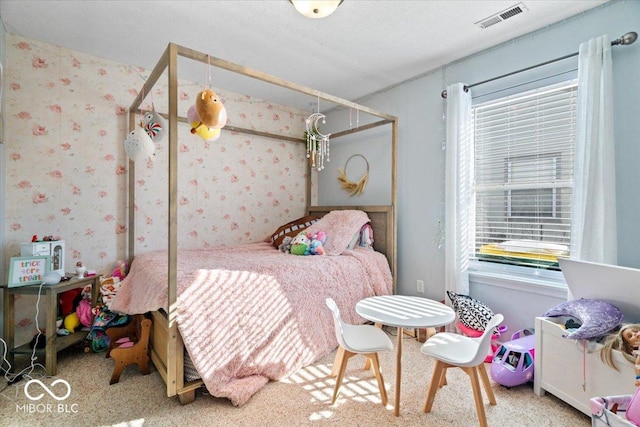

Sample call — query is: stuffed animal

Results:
[124,125,155,161]
[187,105,222,141]
[76,299,93,328]
[290,232,310,255]
[59,288,82,317]
[142,110,167,142]
[64,312,81,333]
[278,235,293,253]
[307,231,327,255]
[190,89,227,135]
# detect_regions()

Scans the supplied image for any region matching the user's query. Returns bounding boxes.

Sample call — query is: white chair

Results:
[421,313,504,427]
[325,298,393,405]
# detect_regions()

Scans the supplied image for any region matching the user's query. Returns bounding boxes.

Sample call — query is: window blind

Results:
[472,80,577,269]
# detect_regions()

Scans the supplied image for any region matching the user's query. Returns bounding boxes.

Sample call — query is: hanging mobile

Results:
[305,111,331,171]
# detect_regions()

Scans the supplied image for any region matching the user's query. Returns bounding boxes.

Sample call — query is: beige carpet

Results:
[1,329,591,426]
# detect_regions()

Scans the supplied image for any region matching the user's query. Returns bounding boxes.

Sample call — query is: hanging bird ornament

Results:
[142,109,167,142]
[124,122,155,161]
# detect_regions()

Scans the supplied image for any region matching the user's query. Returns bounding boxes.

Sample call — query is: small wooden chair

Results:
[106,314,151,385]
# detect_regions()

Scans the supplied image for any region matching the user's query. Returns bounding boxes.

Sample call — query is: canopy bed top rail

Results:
[132,109,393,144]
[128,43,397,122]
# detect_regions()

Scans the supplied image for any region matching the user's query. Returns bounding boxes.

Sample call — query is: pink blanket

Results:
[111,242,392,406]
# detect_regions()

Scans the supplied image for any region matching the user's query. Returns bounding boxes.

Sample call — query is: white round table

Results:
[356,295,455,416]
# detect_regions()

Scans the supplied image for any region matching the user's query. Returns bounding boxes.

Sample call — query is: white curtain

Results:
[444,83,473,299]
[571,35,617,264]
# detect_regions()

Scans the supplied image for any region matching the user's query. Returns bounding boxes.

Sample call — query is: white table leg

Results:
[395,326,403,416]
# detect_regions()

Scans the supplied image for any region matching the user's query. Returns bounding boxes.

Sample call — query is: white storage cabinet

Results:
[20,240,65,275]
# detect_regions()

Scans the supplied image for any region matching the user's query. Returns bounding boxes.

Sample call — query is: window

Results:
[472,80,577,269]
[506,154,559,219]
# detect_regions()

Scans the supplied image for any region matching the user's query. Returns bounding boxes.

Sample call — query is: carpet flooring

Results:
[1,328,592,426]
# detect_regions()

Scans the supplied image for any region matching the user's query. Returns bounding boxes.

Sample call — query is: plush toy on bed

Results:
[288,230,326,255]
[290,232,310,255]
[278,236,293,253]
[307,231,327,255]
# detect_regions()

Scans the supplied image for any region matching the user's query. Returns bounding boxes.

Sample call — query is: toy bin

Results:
[591,396,637,427]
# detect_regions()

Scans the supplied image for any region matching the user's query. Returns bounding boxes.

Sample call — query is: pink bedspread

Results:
[110,242,392,406]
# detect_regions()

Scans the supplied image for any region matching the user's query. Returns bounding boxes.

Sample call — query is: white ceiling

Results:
[0,0,608,111]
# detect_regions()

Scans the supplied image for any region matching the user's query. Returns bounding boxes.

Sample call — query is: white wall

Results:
[329,0,640,332]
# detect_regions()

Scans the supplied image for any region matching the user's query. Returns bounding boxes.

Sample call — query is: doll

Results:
[600,323,640,386]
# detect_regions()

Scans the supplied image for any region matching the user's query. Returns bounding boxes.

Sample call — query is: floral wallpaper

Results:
[4,34,309,344]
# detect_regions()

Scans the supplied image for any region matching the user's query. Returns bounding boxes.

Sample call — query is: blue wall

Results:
[326,0,640,332]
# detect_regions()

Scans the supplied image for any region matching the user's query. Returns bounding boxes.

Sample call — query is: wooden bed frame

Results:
[126,43,398,404]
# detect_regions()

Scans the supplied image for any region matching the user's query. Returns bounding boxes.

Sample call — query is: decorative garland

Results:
[337,154,369,196]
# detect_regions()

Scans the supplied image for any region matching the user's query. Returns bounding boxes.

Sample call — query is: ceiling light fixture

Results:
[290,0,343,19]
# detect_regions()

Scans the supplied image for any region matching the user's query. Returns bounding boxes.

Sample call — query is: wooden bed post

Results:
[391,118,398,293]
[166,42,180,399]
[127,113,136,261]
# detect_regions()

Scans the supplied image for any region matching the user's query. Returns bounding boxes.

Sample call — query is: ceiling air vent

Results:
[475,3,528,29]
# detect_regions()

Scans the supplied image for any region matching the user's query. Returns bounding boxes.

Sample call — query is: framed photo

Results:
[7,256,51,287]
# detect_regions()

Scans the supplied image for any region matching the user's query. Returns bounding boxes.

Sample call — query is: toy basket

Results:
[591,395,638,426]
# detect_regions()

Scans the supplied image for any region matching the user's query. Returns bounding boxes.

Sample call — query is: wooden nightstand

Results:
[2,274,101,376]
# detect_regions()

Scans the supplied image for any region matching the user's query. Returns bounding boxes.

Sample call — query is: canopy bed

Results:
[117,43,398,405]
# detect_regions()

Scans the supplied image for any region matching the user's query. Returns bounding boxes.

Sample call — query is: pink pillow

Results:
[306,210,370,255]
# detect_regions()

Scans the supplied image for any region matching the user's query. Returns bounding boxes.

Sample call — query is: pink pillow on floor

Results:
[305,210,370,255]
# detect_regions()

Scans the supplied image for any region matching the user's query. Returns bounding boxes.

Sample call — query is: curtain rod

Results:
[441,31,637,99]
